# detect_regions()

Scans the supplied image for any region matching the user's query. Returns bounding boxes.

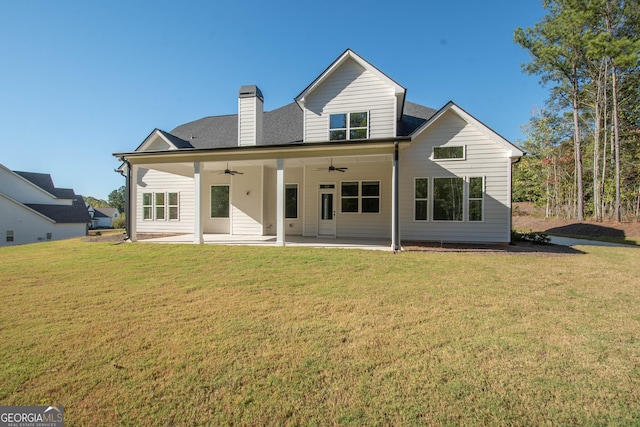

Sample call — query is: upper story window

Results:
[329,112,368,141]
[433,146,465,160]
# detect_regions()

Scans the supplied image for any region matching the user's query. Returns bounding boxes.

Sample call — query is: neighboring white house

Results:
[87,206,120,228]
[114,49,523,249]
[0,164,90,246]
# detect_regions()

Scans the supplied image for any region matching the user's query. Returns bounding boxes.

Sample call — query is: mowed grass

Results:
[1,239,639,426]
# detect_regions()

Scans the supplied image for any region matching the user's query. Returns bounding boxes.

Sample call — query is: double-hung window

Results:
[468,177,484,221]
[143,193,153,220]
[414,178,429,221]
[340,181,380,213]
[329,112,368,141]
[6,230,14,242]
[155,193,166,220]
[168,193,179,220]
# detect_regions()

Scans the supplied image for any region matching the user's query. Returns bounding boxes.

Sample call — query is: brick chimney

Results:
[238,85,264,146]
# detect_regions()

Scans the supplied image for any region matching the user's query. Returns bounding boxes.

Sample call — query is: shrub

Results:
[112,214,126,230]
[512,229,551,244]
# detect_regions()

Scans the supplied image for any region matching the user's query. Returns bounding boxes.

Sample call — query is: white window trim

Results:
[210,185,230,219]
[414,177,429,222]
[168,192,180,221]
[431,145,466,161]
[329,111,369,141]
[339,180,381,214]
[142,193,153,221]
[431,176,465,222]
[285,183,299,220]
[143,191,180,221]
[468,176,485,222]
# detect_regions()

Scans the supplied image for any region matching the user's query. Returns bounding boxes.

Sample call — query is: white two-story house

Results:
[114,49,523,249]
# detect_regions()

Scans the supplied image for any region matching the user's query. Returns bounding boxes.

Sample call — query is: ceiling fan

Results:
[318,159,348,173]
[218,163,243,175]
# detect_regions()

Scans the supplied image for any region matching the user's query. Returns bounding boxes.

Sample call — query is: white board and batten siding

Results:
[400,111,513,243]
[135,168,194,234]
[303,58,396,143]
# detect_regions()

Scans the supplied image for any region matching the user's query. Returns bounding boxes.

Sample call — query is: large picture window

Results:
[468,177,484,221]
[433,177,464,221]
[285,184,298,219]
[210,185,230,218]
[414,178,429,221]
[329,112,368,141]
[340,181,380,213]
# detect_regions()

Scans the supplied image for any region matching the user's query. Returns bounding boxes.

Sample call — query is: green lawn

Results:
[1,239,639,425]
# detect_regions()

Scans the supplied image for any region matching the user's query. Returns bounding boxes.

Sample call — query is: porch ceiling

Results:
[130,154,393,176]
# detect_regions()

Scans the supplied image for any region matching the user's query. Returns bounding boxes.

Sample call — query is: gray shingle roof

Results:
[165,100,433,150]
[13,170,90,224]
[26,197,90,224]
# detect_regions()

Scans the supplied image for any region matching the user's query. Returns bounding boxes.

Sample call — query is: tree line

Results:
[513,0,640,221]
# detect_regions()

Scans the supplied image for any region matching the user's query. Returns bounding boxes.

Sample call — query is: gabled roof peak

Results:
[295,49,406,119]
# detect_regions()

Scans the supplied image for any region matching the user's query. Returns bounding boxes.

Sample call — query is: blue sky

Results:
[0,1,547,200]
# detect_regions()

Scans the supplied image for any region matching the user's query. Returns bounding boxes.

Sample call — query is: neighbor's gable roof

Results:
[410,101,524,158]
[295,49,406,120]
[94,207,119,217]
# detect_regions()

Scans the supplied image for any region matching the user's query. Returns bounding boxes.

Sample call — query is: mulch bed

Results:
[402,240,582,255]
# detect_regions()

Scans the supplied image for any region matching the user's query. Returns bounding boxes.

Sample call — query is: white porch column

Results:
[276,158,285,246]
[193,161,204,244]
[129,164,137,242]
[392,141,400,251]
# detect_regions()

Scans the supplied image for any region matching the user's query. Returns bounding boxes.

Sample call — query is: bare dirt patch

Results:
[513,202,640,238]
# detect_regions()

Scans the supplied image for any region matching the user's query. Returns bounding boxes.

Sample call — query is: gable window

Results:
[468,177,484,221]
[285,184,298,219]
[329,112,368,141]
[6,230,14,242]
[433,177,464,221]
[340,181,380,213]
[211,185,230,218]
[142,193,153,220]
[168,192,179,220]
[433,146,465,160]
[414,178,429,221]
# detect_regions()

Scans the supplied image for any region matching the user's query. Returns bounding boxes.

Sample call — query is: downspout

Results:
[116,157,132,240]
[392,141,400,252]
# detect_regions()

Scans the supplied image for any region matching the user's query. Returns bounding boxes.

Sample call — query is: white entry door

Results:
[318,184,336,237]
